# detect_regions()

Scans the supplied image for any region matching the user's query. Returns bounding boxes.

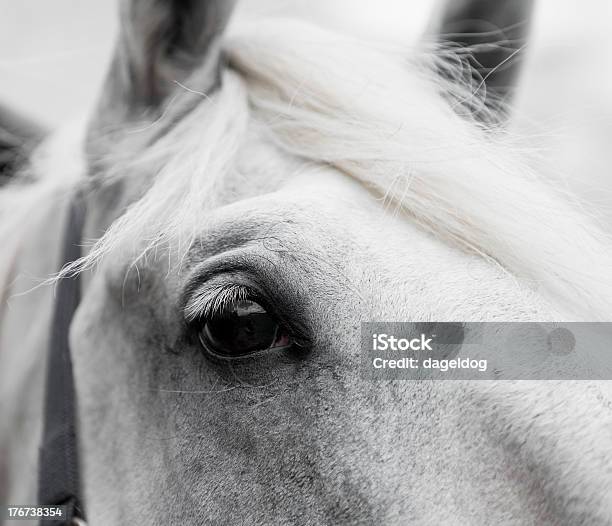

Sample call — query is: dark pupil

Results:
[202,300,279,358]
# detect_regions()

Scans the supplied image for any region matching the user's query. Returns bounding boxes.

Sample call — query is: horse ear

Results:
[92,0,237,136]
[429,0,535,120]
[0,103,47,181]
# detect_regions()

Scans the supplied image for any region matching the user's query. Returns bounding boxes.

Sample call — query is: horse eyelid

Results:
[183,283,251,323]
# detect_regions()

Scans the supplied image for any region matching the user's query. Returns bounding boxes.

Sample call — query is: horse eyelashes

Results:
[183,283,250,323]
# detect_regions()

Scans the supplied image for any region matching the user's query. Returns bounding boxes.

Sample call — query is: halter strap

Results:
[38,191,87,526]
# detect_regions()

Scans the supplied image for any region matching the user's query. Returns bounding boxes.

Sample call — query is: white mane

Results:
[48,18,612,320]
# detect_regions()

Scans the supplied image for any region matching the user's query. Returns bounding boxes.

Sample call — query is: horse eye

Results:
[198,299,291,359]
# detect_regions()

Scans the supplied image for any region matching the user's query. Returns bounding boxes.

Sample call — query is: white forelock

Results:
[57,17,611,320]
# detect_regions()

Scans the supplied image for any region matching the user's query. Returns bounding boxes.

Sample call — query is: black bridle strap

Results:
[38,192,87,525]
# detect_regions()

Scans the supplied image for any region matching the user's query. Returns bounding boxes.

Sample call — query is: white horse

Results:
[1,0,612,524]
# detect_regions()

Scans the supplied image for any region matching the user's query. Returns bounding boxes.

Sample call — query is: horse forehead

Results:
[191,179,560,322]
[188,170,394,267]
